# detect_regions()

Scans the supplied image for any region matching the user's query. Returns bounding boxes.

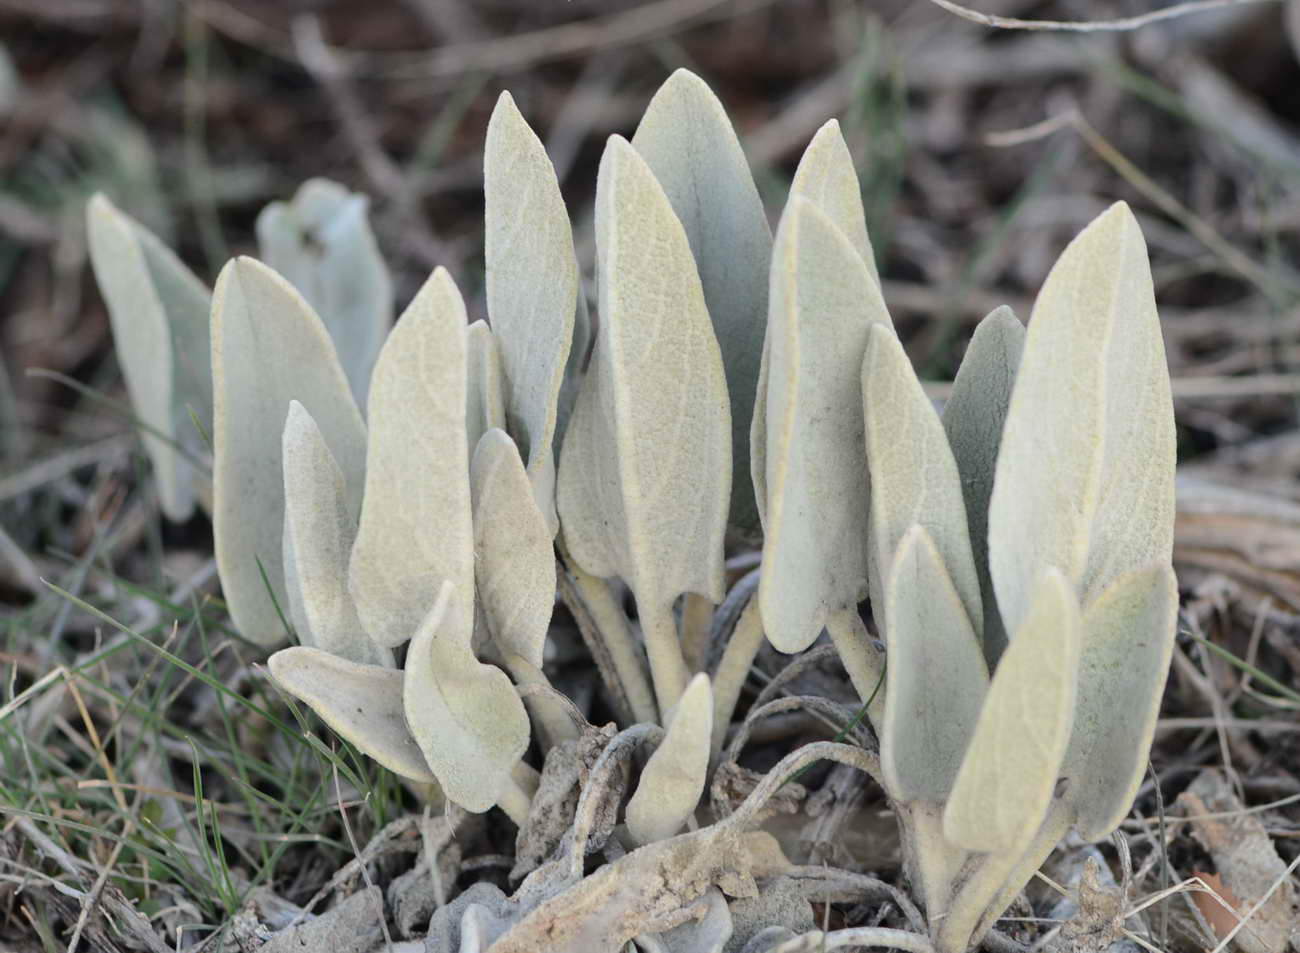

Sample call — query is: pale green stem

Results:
[510,758,541,796]
[496,773,534,827]
[561,548,658,725]
[502,652,581,748]
[898,802,970,926]
[825,609,886,730]
[709,597,765,759]
[935,800,1073,953]
[639,599,692,720]
[679,592,715,672]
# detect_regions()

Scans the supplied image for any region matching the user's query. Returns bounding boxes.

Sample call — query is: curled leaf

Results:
[944,568,1080,852]
[989,202,1175,633]
[632,68,771,534]
[268,645,434,783]
[256,179,393,408]
[349,268,473,649]
[404,581,530,813]
[758,198,891,653]
[281,401,389,667]
[212,257,366,646]
[626,673,713,846]
[880,525,988,804]
[86,194,212,521]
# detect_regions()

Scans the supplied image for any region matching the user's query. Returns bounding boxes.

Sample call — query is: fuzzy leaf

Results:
[467,320,507,457]
[268,646,434,783]
[787,120,877,284]
[1064,563,1178,840]
[211,257,366,647]
[485,92,578,533]
[758,198,891,653]
[632,68,771,534]
[471,428,555,668]
[557,135,730,613]
[989,202,1176,633]
[404,580,530,813]
[941,306,1025,666]
[256,179,392,408]
[86,194,212,521]
[349,268,474,648]
[943,568,1080,852]
[626,673,713,846]
[863,324,982,638]
[880,525,988,803]
[281,401,389,667]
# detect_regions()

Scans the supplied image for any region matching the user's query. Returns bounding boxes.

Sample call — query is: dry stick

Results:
[922,0,1275,33]
[558,546,658,725]
[710,596,765,758]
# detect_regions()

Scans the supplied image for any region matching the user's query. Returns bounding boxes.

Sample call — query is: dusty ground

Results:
[1,1,1299,951]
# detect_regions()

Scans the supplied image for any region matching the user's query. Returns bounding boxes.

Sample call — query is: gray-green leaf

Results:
[211,257,366,647]
[943,568,1079,852]
[485,92,578,534]
[349,268,474,649]
[988,202,1176,634]
[787,119,878,285]
[281,401,389,667]
[256,179,393,409]
[880,525,988,804]
[466,320,507,457]
[941,306,1024,667]
[758,197,891,653]
[632,68,771,534]
[1063,562,1178,840]
[626,673,713,846]
[863,324,981,639]
[268,645,434,783]
[404,580,531,813]
[86,194,212,521]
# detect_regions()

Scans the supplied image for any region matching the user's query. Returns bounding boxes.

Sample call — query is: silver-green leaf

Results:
[256,179,393,408]
[349,268,474,649]
[626,673,713,846]
[787,119,878,285]
[466,319,507,457]
[212,257,366,647]
[988,202,1176,634]
[632,68,771,534]
[758,197,891,653]
[943,568,1080,852]
[404,580,531,813]
[880,525,988,804]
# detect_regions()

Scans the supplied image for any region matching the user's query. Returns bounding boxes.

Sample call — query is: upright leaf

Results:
[281,401,389,667]
[1063,563,1178,840]
[880,525,988,804]
[471,428,555,669]
[466,319,507,456]
[988,202,1176,633]
[404,581,531,813]
[211,258,366,647]
[632,68,771,534]
[944,568,1080,852]
[350,268,473,648]
[863,324,982,638]
[86,194,212,521]
[941,306,1025,666]
[626,673,713,845]
[556,135,731,663]
[485,92,578,533]
[268,646,434,783]
[758,198,891,653]
[787,119,878,284]
[256,179,393,408]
